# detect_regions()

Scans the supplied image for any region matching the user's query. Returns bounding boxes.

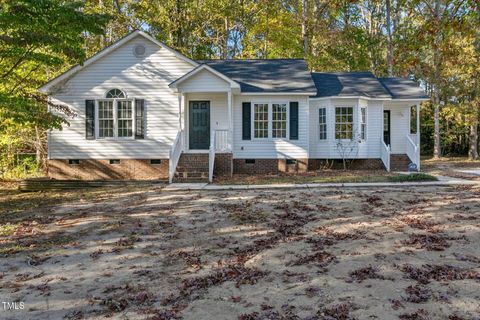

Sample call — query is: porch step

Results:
[390,154,412,171]
[174,153,209,182]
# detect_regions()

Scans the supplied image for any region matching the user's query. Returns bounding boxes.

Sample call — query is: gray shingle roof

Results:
[311,72,391,98]
[198,59,317,93]
[378,77,429,99]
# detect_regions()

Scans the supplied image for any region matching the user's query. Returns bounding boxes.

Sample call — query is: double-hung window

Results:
[253,102,289,139]
[319,107,327,140]
[335,107,353,139]
[97,89,135,139]
[253,103,269,138]
[272,103,287,138]
[98,101,114,138]
[360,107,366,140]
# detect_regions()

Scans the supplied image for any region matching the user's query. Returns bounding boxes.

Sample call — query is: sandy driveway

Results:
[0,185,479,319]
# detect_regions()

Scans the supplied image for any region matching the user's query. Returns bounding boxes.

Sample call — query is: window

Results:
[68,159,80,165]
[150,159,161,165]
[254,103,269,138]
[335,107,353,139]
[106,88,125,99]
[319,108,327,140]
[117,101,133,137]
[98,101,114,138]
[360,107,366,140]
[109,159,120,165]
[97,89,136,139]
[272,103,287,138]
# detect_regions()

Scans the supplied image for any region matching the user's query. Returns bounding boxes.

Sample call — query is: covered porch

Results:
[380,101,421,172]
[167,64,240,182]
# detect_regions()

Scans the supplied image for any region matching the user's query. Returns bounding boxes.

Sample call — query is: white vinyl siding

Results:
[48,35,194,159]
[233,95,309,159]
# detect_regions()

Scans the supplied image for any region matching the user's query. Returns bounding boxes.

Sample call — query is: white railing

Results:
[168,130,184,183]
[406,134,420,171]
[380,139,391,172]
[208,129,231,183]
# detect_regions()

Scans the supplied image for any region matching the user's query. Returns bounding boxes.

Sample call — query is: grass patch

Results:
[388,173,437,182]
[215,171,437,185]
[0,223,18,237]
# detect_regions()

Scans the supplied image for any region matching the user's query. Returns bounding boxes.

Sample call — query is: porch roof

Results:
[378,78,429,100]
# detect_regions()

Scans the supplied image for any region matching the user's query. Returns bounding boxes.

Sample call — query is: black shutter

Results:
[85,100,95,140]
[135,99,145,139]
[289,101,299,140]
[242,102,251,140]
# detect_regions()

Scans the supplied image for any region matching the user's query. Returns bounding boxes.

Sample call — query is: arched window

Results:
[105,88,126,99]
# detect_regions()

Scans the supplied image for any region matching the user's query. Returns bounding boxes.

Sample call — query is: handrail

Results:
[208,130,216,183]
[208,129,231,183]
[168,130,183,183]
[380,139,391,172]
[406,134,420,170]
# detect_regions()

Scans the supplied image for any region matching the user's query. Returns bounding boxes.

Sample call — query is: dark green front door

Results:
[189,101,210,150]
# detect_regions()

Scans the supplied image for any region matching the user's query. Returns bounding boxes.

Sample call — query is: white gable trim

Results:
[39,30,198,93]
[169,64,240,91]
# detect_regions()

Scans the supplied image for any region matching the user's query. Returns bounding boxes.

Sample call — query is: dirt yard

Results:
[1,185,479,320]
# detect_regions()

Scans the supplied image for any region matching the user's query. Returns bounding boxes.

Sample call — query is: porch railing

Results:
[380,139,391,172]
[168,130,184,183]
[208,129,230,183]
[406,134,420,171]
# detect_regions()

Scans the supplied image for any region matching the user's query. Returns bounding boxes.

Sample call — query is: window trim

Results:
[318,107,327,141]
[251,101,290,141]
[334,106,354,140]
[95,98,136,140]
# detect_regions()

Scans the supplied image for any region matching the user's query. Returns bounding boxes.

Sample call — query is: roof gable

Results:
[39,30,198,93]
[169,64,240,91]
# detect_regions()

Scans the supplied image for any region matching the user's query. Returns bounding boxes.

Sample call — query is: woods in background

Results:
[0,0,479,178]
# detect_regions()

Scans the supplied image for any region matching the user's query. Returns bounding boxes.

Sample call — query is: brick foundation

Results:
[48,159,169,180]
[214,153,233,177]
[390,154,412,171]
[308,159,385,170]
[233,159,309,174]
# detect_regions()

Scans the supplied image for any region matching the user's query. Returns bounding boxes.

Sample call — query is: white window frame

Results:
[334,106,354,140]
[318,107,327,141]
[272,102,288,139]
[360,106,367,141]
[251,101,290,140]
[95,90,136,140]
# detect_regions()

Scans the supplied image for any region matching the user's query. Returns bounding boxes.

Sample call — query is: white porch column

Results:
[178,93,183,131]
[416,103,421,170]
[227,90,233,151]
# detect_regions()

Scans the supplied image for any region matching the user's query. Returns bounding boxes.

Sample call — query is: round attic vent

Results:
[133,44,146,57]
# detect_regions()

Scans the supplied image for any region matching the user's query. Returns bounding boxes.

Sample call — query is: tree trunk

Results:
[302,0,308,57]
[34,126,43,169]
[432,0,442,159]
[385,0,394,76]
[470,119,479,160]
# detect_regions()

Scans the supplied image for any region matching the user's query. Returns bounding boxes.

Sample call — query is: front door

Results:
[383,110,391,146]
[189,101,210,150]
